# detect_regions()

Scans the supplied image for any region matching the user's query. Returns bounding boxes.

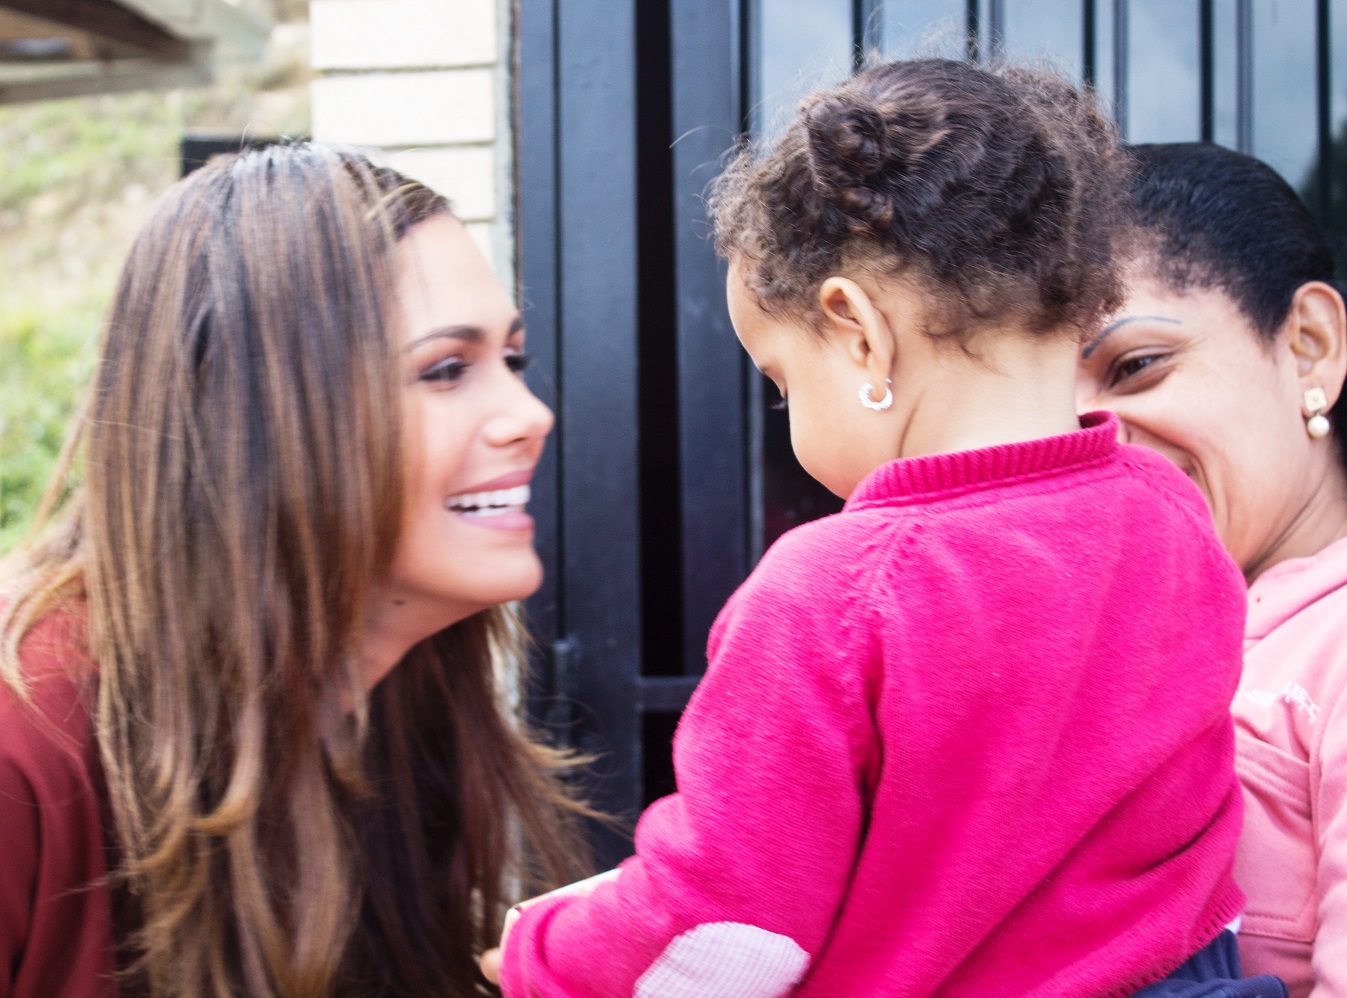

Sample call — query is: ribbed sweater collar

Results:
[845,411,1119,509]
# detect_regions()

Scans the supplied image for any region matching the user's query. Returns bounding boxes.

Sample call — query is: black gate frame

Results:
[516,0,749,867]
[515,0,1346,868]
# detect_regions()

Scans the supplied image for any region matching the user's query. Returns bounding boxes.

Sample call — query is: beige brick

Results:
[311,69,494,147]
[387,146,495,221]
[464,222,494,271]
[311,0,496,70]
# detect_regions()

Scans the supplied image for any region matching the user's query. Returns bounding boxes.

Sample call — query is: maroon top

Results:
[0,610,116,998]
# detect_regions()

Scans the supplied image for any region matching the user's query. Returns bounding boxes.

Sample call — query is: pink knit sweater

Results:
[502,414,1247,997]
[1234,534,1347,997]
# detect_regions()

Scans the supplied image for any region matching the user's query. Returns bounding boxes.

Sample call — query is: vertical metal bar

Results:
[967,0,981,62]
[516,0,563,689]
[635,0,682,682]
[742,0,762,131]
[988,0,1005,58]
[1317,0,1332,222]
[671,0,748,678]
[556,0,644,867]
[743,0,766,566]
[734,0,749,128]
[1236,0,1253,153]
[746,372,765,566]
[854,0,883,67]
[1200,0,1214,142]
[853,0,865,69]
[1084,0,1097,89]
[1113,0,1129,138]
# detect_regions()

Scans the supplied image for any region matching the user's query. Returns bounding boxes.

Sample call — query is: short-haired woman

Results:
[1078,141,1347,998]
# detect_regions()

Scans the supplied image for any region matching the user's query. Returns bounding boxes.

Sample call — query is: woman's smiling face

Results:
[1076,270,1314,576]
[379,214,554,634]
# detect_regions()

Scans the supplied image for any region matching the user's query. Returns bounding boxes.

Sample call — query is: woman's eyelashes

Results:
[419,356,468,385]
[505,352,535,375]
[1105,350,1171,392]
[416,351,535,386]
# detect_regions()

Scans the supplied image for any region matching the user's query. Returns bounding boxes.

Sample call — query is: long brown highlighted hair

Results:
[0,144,590,997]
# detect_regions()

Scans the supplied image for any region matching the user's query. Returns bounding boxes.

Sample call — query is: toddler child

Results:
[485,59,1286,997]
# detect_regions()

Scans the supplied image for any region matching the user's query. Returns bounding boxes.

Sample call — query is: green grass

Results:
[0,94,181,216]
[0,35,311,554]
[0,92,180,552]
[0,304,95,551]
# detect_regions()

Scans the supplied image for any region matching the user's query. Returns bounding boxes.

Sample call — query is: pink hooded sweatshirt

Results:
[1236,534,1347,997]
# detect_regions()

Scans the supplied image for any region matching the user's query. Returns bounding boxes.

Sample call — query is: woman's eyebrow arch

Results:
[405,317,525,351]
[1082,315,1181,359]
[406,325,486,349]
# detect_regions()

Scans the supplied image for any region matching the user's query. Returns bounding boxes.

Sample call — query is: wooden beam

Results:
[0,50,210,104]
[0,11,122,61]
[0,0,189,61]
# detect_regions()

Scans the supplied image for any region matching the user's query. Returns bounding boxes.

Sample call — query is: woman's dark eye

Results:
[1108,352,1167,389]
[506,352,535,375]
[419,357,468,384]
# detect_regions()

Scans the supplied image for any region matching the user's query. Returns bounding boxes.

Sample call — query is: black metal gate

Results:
[516,0,1347,868]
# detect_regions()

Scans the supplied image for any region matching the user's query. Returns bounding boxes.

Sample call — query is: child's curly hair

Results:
[710,58,1131,339]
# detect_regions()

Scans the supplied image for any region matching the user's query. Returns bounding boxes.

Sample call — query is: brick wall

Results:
[309,0,513,283]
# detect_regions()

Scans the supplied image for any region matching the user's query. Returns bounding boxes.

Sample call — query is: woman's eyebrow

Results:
[1081,315,1181,359]
[406,316,525,351]
[406,325,485,350]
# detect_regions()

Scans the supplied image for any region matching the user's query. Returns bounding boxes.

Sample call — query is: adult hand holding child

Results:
[481,870,621,985]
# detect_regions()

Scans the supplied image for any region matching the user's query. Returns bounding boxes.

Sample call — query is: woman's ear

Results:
[818,276,896,389]
[1287,281,1347,408]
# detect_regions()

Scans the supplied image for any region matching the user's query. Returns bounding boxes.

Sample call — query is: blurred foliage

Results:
[0,92,178,553]
[0,306,94,552]
[0,96,179,215]
[0,20,311,554]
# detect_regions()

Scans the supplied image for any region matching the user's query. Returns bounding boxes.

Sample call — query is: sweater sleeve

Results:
[1311,673,1347,998]
[0,681,115,998]
[0,748,40,998]
[501,528,881,997]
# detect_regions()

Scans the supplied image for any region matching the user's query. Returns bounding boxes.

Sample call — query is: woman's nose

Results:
[487,372,554,447]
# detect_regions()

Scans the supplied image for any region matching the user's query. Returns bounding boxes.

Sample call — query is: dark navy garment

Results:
[1133,931,1288,997]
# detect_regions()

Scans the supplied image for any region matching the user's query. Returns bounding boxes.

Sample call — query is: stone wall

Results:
[309,0,513,283]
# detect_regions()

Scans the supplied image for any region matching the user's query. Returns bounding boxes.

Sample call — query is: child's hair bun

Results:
[805,97,890,183]
[710,58,1129,339]
[802,93,933,231]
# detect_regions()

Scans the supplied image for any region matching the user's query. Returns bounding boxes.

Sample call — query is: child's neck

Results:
[895,330,1082,460]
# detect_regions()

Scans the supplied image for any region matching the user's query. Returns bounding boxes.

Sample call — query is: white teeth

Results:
[444,484,530,513]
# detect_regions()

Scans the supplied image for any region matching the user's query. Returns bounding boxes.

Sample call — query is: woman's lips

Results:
[444,483,534,531]
[454,510,534,531]
[455,469,534,493]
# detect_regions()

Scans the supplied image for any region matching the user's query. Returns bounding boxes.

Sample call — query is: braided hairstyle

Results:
[710,58,1132,340]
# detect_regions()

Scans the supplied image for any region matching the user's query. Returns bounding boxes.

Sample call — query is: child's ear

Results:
[818,276,895,386]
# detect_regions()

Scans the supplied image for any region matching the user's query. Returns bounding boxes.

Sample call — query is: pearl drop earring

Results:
[1304,386,1332,439]
[859,379,893,411]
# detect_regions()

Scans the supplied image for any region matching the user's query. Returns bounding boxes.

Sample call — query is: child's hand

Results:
[479,903,521,985]
[478,871,621,987]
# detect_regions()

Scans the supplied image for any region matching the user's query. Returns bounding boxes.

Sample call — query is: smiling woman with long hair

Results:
[0,143,589,998]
